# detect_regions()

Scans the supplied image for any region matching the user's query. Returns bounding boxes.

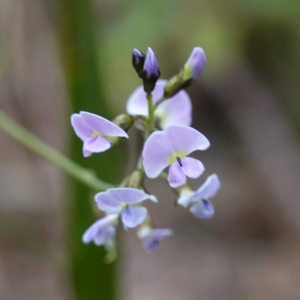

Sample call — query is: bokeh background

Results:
[1,0,300,299]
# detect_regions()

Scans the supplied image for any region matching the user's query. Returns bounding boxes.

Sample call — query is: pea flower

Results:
[126,80,192,129]
[177,174,221,219]
[95,188,158,229]
[71,111,128,157]
[183,47,206,82]
[137,226,173,252]
[143,125,210,188]
[82,214,118,246]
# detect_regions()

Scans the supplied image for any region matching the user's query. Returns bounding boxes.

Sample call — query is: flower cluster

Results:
[71,47,221,256]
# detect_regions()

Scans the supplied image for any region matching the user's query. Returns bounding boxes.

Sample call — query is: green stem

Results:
[153,96,166,109]
[146,93,154,137]
[0,109,112,191]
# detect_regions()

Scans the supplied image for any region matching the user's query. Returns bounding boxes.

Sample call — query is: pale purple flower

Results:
[95,188,157,229]
[143,125,210,188]
[126,79,192,129]
[132,48,145,77]
[82,214,118,246]
[137,226,173,252]
[183,47,206,82]
[71,111,128,157]
[178,174,221,219]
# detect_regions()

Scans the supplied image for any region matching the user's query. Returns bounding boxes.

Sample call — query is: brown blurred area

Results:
[1,0,300,299]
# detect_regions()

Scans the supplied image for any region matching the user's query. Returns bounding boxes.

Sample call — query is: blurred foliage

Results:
[92,0,300,135]
[57,0,126,299]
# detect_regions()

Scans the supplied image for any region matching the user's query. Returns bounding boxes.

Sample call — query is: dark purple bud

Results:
[132,48,145,78]
[183,47,206,82]
[142,47,161,93]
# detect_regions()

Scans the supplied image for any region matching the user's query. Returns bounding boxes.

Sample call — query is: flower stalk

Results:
[146,93,155,138]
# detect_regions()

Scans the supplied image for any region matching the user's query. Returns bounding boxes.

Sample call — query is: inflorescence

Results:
[71,46,221,257]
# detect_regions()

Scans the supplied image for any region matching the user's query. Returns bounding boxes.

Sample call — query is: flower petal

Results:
[80,111,128,137]
[165,125,210,154]
[143,130,173,178]
[168,162,186,188]
[189,174,221,203]
[121,206,147,229]
[83,148,92,157]
[95,191,123,214]
[93,226,116,246]
[181,157,205,179]
[126,80,166,117]
[82,214,118,244]
[190,199,215,219]
[71,113,93,141]
[84,136,111,153]
[126,80,192,129]
[138,228,173,252]
[155,90,192,129]
[108,187,157,204]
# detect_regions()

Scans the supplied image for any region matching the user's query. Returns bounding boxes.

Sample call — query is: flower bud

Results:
[112,114,134,132]
[132,48,145,78]
[164,47,206,98]
[142,47,160,93]
[183,47,206,82]
[106,114,134,146]
[127,169,144,189]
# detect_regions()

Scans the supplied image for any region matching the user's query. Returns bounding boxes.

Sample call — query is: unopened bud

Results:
[132,49,145,78]
[142,47,160,93]
[183,47,206,82]
[128,169,144,189]
[108,114,134,146]
[112,114,134,132]
[164,47,206,98]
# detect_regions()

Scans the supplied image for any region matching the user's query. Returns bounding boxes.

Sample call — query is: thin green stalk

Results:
[0,109,112,191]
[153,96,166,109]
[146,93,154,137]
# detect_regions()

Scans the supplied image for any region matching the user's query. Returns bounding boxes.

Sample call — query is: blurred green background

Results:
[1,0,300,299]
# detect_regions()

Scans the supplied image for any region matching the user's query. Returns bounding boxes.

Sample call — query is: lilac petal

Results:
[126,80,192,129]
[71,114,93,141]
[83,136,111,153]
[93,226,116,246]
[82,214,118,244]
[80,111,128,138]
[95,190,123,214]
[166,125,210,154]
[189,174,221,204]
[190,199,215,219]
[121,206,147,229]
[126,80,166,117]
[155,90,192,129]
[108,188,157,204]
[83,148,92,157]
[143,130,173,178]
[168,162,186,188]
[181,157,205,179]
[143,47,160,78]
[140,229,173,252]
[184,47,206,82]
